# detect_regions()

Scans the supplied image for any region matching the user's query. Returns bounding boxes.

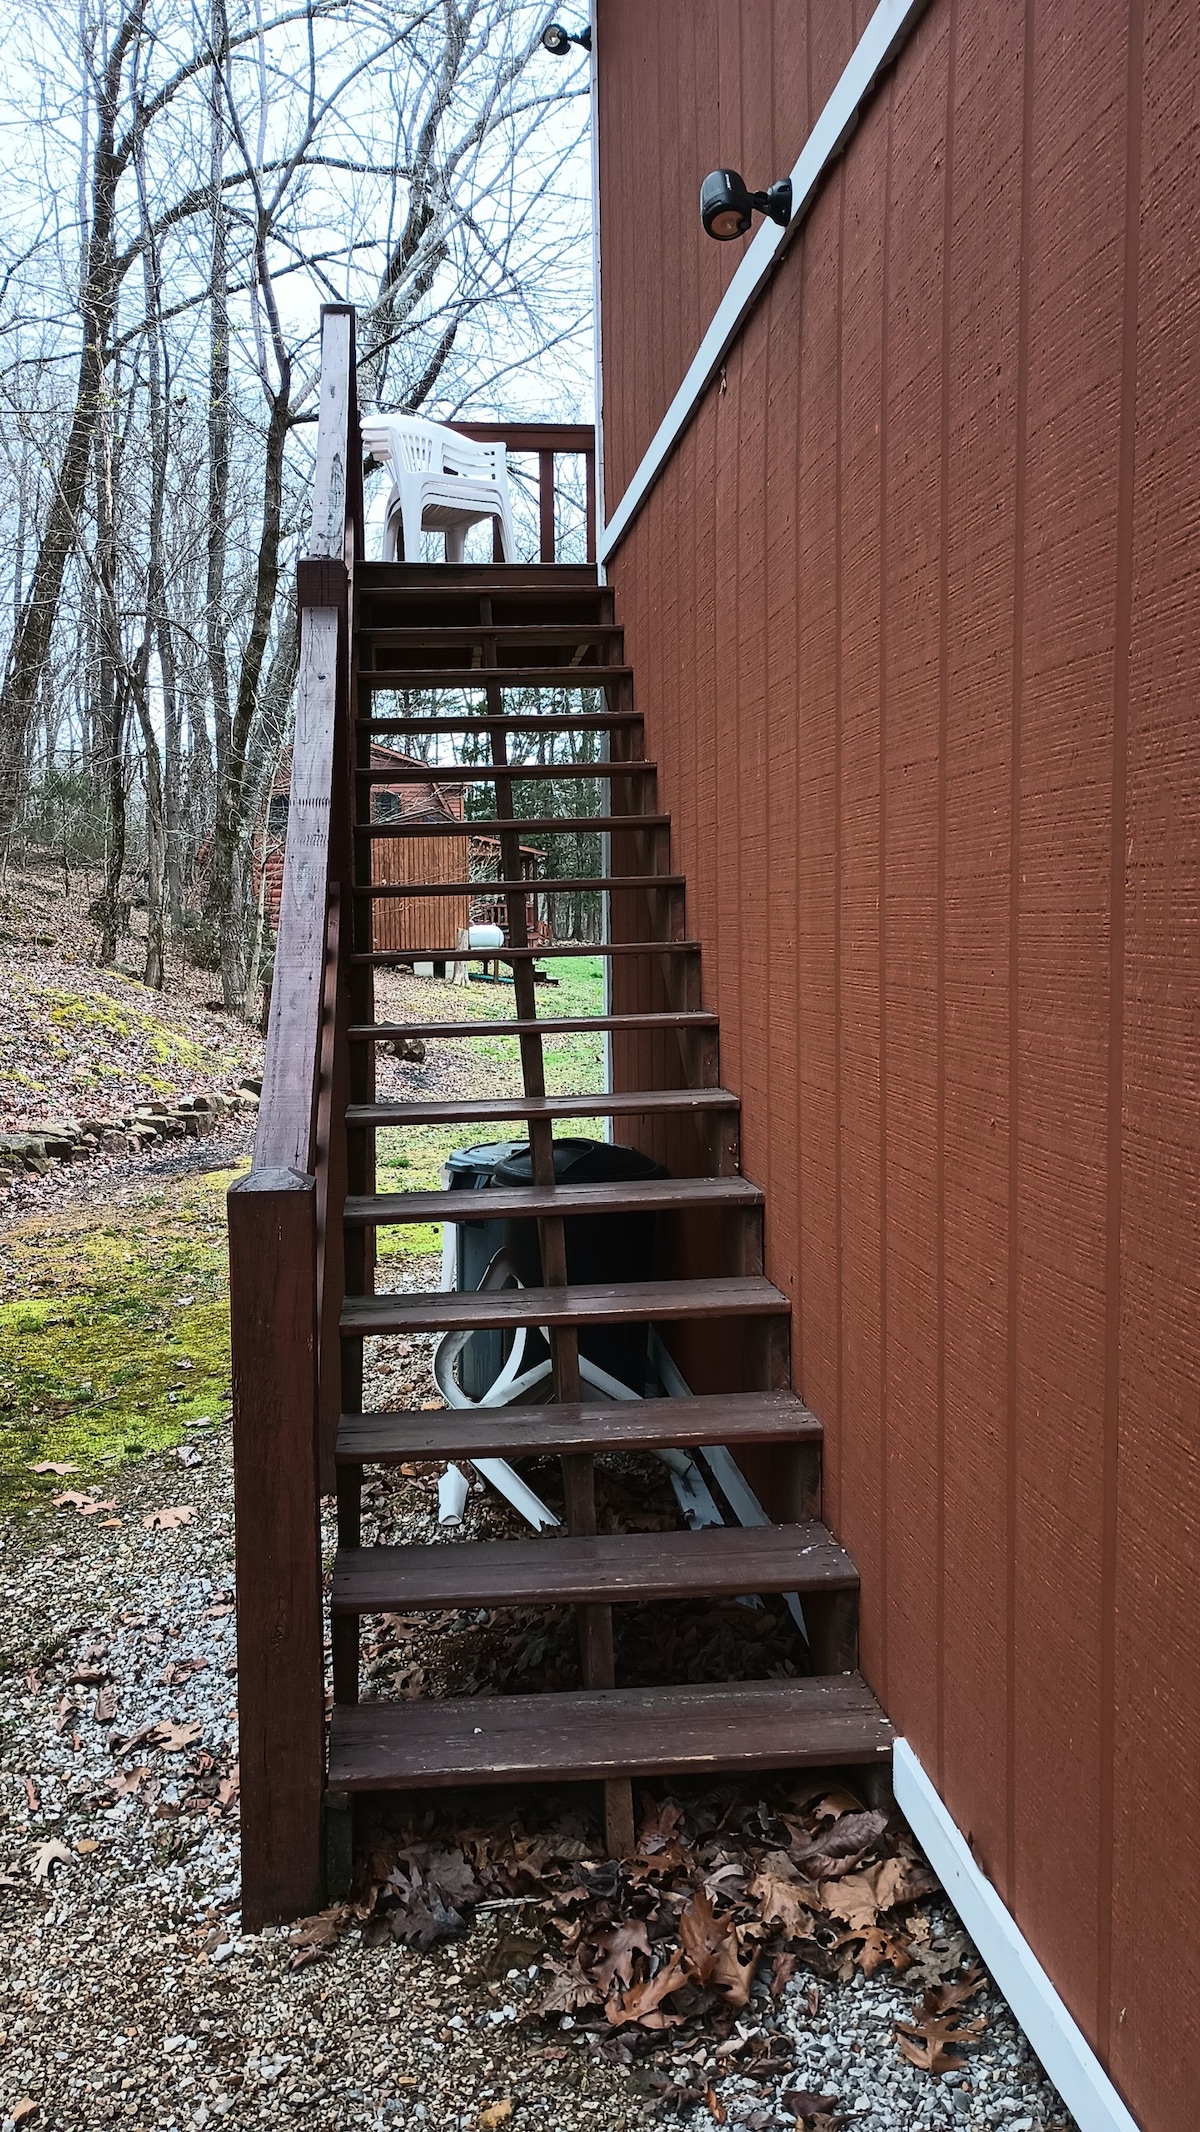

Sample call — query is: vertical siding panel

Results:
[763,281,802,1322]
[938,0,1024,1878]
[734,304,772,1191]
[1011,0,1126,2017]
[834,91,889,1691]
[878,6,946,1755]
[1109,0,1200,2117]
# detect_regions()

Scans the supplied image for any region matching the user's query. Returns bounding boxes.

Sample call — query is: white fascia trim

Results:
[598,0,930,562]
[892,1740,1141,2132]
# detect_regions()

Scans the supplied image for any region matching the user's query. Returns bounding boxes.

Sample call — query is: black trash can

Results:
[494,1137,667,1394]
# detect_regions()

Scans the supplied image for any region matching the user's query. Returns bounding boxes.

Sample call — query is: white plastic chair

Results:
[362,414,517,563]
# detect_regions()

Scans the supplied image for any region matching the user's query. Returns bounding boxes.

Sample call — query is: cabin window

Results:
[374,790,402,822]
[267,794,289,836]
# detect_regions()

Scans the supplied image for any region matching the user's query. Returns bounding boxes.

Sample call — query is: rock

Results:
[386,1036,426,1064]
[238,1076,263,1097]
[100,1130,133,1154]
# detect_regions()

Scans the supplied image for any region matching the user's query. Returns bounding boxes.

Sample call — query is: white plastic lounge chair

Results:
[361,413,517,563]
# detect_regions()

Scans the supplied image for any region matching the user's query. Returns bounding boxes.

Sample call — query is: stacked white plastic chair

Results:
[362,413,517,563]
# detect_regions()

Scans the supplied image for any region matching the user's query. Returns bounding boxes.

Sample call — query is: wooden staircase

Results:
[227,310,889,1929]
[326,558,892,1851]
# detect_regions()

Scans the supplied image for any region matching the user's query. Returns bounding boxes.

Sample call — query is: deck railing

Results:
[228,304,361,1929]
[228,306,600,1927]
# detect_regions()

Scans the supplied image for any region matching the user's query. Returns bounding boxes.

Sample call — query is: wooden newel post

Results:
[229,1168,326,1929]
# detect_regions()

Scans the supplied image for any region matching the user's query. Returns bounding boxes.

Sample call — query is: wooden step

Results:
[328,1674,893,1790]
[349,1010,718,1042]
[360,713,641,737]
[344,1174,761,1226]
[358,563,602,589]
[357,814,669,839]
[336,1387,815,1466]
[332,1520,855,1617]
[346,1087,736,1128]
[357,760,653,785]
[355,875,683,900]
[360,665,631,690]
[341,1274,785,1338]
[351,941,698,967]
[360,624,623,648]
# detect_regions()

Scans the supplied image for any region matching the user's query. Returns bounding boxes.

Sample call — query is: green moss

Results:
[0,1166,246,1511]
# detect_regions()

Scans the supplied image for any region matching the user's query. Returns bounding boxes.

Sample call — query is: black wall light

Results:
[542,20,592,54]
[700,168,792,241]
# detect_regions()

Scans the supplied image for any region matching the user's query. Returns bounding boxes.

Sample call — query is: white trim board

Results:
[598,0,930,563]
[893,1740,1140,2132]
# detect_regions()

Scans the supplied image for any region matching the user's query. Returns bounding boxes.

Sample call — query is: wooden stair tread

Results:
[358,760,652,783]
[356,875,683,899]
[341,1275,786,1336]
[360,624,622,642]
[358,814,669,838]
[351,942,699,965]
[360,714,641,735]
[349,1011,718,1041]
[327,1675,892,1789]
[336,1389,816,1465]
[346,1087,737,1127]
[360,665,632,687]
[332,1520,856,1615]
[344,1175,761,1225]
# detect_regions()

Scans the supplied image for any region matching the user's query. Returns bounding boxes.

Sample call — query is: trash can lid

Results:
[445,1138,530,1187]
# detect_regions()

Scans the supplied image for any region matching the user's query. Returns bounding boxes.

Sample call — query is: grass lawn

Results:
[375,953,608,1260]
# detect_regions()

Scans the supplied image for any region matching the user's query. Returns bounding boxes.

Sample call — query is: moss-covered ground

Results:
[0,1165,245,1510]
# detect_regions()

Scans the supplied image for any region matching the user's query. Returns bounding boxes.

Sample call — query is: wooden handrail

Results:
[452,421,597,565]
[229,302,360,1930]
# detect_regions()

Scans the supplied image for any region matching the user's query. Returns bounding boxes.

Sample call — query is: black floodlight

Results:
[700,168,792,241]
[542,20,592,54]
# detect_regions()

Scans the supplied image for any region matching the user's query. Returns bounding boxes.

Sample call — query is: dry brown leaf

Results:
[820,1855,925,1930]
[592,1919,651,1994]
[540,1959,601,2016]
[836,1924,913,1977]
[606,1947,689,2029]
[781,2094,841,2126]
[75,1838,99,1856]
[748,1869,818,1940]
[52,1491,117,1515]
[94,1686,117,1725]
[677,1887,729,1985]
[10,2101,38,2125]
[478,2104,513,2129]
[142,1504,197,1530]
[150,1720,201,1752]
[894,2007,986,2074]
[289,1904,352,1949]
[704,2088,726,2124]
[28,1839,73,1884]
[28,1460,79,1474]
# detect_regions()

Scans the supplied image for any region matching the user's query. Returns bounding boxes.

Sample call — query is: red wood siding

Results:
[597,0,1200,2122]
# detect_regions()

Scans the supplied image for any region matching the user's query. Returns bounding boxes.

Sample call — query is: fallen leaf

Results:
[52,1491,117,1516]
[478,2104,513,2129]
[10,2101,38,2125]
[704,2088,726,2124]
[29,1839,73,1884]
[748,1868,819,1940]
[28,1460,79,1474]
[23,1777,39,1812]
[142,1504,197,1530]
[289,1904,352,1950]
[150,1720,202,1752]
[781,2095,841,2126]
[592,1919,651,1994]
[894,1999,987,2074]
[677,1890,760,2008]
[94,1686,117,1725]
[820,1855,929,1931]
[75,1838,99,1855]
[606,1947,689,2029]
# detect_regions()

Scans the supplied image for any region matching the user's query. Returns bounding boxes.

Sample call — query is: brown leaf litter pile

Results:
[291,1776,998,2116]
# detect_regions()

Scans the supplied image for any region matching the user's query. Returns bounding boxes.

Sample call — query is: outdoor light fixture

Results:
[541,20,592,55]
[700,169,793,240]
